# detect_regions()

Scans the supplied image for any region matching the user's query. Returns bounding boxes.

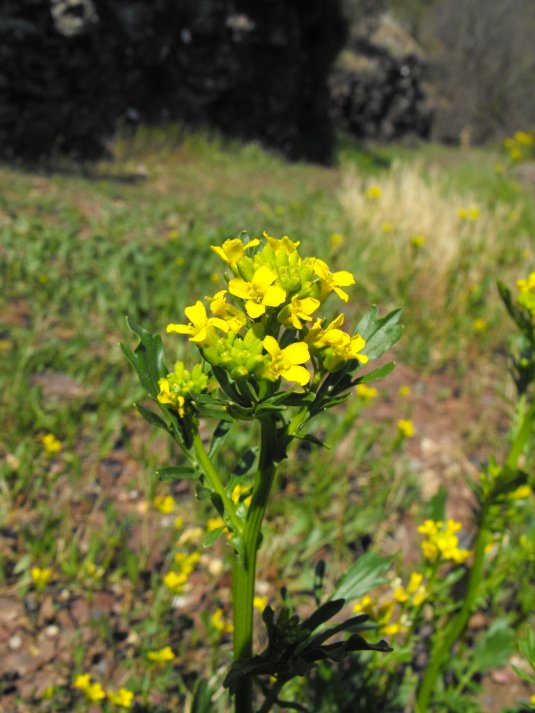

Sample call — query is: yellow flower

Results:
[153,495,175,514]
[397,419,415,438]
[163,570,188,593]
[365,185,382,200]
[31,567,52,588]
[410,234,426,248]
[514,131,533,146]
[508,485,532,500]
[311,258,355,302]
[74,674,91,690]
[231,484,252,507]
[207,516,226,532]
[381,623,401,636]
[157,382,185,417]
[398,385,411,397]
[279,295,321,329]
[353,595,374,615]
[355,384,378,400]
[86,682,106,702]
[253,595,268,613]
[167,300,229,344]
[108,688,134,708]
[510,147,522,161]
[206,290,247,332]
[210,608,233,633]
[418,520,441,537]
[393,585,408,603]
[147,646,175,663]
[262,231,300,253]
[174,516,185,530]
[457,206,480,221]
[381,222,394,233]
[210,238,259,266]
[517,272,535,294]
[39,433,62,455]
[472,318,487,333]
[229,266,287,319]
[418,519,471,563]
[406,572,424,595]
[258,336,310,386]
[329,232,344,248]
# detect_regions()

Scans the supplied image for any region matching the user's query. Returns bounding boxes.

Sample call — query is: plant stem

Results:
[192,432,243,535]
[416,522,488,713]
[233,417,278,713]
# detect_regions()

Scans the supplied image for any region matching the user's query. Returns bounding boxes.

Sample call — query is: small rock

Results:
[9,635,22,650]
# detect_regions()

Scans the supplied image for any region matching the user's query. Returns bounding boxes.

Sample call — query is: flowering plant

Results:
[123,232,403,711]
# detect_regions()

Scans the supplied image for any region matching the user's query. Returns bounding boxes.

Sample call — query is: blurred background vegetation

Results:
[1,0,533,162]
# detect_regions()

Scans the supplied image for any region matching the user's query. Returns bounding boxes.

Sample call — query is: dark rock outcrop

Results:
[0,0,346,162]
[330,14,433,141]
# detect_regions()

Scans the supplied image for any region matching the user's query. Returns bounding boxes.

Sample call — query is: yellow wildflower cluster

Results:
[393,572,428,608]
[210,607,234,634]
[397,418,415,439]
[457,206,480,221]
[418,519,471,564]
[353,595,406,638]
[157,362,209,418]
[503,130,534,161]
[163,551,200,594]
[39,433,62,455]
[31,567,52,589]
[153,494,175,514]
[147,646,175,663]
[161,233,368,402]
[74,675,133,708]
[355,383,378,401]
[516,272,535,316]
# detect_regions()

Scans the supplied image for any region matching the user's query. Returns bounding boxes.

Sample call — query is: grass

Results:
[0,127,534,711]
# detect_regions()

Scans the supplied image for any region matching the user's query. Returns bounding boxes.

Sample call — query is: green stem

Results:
[233,417,278,713]
[416,523,488,713]
[417,395,534,712]
[192,432,243,536]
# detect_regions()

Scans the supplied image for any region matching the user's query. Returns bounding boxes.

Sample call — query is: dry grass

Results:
[339,161,524,324]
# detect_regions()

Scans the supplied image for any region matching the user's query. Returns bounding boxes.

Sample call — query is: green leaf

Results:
[300,600,345,634]
[203,527,226,547]
[471,619,516,673]
[208,420,232,458]
[197,404,233,422]
[518,627,535,668]
[233,448,257,476]
[123,318,168,396]
[354,361,396,385]
[356,306,379,341]
[331,552,393,602]
[428,486,447,521]
[292,432,328,449]
[134,402,171,432]
[155,465,199,481]
[361,309,404,361]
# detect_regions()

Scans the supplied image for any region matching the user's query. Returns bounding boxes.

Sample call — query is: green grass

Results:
[0,127,534,711]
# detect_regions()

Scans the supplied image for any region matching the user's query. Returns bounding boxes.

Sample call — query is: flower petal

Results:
[245,300,265,319]
[184,301,207,325]
[252,265,277,289]
[228,278,251,300]
[262,285,286,307]
[167,323,193,334]
[262,336,280,358]
[282,341,310,364]
[332,270,355,287]
[281,364,310,385]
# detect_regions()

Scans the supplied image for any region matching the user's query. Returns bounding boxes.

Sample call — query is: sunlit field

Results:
[1,129,534,712]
